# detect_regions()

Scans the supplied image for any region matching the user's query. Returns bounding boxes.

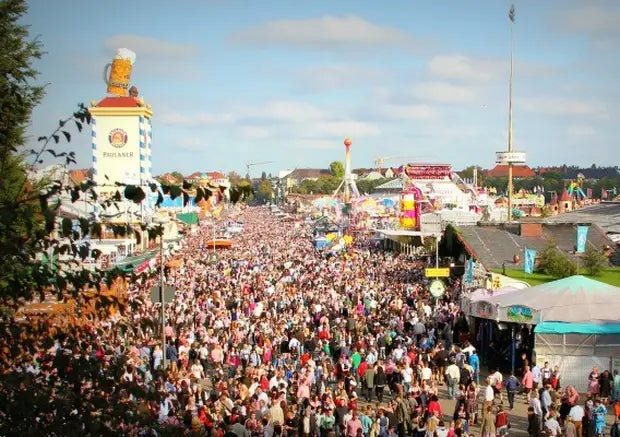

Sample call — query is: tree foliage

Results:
[255,179,273,203]
[329,161,344,179]
[536,239,577,278]
[581,246,608,276]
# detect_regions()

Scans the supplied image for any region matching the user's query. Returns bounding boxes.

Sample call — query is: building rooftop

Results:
[95,96,143,108]
[457,222,620,270]
[545,202,620,235]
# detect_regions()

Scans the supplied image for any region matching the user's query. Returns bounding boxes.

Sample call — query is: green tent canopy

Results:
[110,249,158,273]
[176,212,199,225]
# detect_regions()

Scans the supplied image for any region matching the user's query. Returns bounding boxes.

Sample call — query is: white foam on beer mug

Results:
[115,48,136,64]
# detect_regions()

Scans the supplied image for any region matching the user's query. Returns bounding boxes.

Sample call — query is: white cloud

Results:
[567,125,596,137]
[236,100,327,122]
[558,6,620,35]
[428,54,499,83]
[375,104,439,120]
[159,111,236,126]
[427,54,556,83]
[292,139,340,149]
[519,96,608,119]
[296,64,386,92]
[103,35,198,58]
[241,126,270,139]
[411,81,476,103]
[230,15,417,50]
[301,121,381,138]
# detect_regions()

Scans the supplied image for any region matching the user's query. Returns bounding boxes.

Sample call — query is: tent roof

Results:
[487,275,620,324]
[535,321,620,335]
[176,212,199,225]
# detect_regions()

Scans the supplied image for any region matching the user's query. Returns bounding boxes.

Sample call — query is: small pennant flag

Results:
[509,5,515,23]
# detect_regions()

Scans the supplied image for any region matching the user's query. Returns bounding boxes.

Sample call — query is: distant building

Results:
[158,173,180,185]
[281,168,331,190]
[486,165,536,178]
[362,171,385,181]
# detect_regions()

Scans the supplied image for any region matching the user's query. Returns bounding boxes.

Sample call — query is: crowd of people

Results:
[0,205,618,437]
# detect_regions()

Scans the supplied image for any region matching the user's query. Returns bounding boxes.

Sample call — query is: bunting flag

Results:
[465,258,474,284]
[509,5,515,23]
[524,248,536,274]
[576,225,589,253]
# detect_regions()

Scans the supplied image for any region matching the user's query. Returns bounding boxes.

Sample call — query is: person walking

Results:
[375,365,387,403]
[504,370,521,410]
[479,404,496,437]
[522,365,534,403]
[445,359,460,399]
[468,350,480,385]
[528,406,542,437]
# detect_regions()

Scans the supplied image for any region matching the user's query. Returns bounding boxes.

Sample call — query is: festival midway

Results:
[1,1,620,437]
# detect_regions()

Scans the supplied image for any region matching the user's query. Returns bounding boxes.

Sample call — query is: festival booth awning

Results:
[483,276,620,392]
[486,275,620,325]
[176,212,199,226]
[111,249,159,273]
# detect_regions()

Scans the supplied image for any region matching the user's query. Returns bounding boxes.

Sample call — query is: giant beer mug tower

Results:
[88,48,153,224]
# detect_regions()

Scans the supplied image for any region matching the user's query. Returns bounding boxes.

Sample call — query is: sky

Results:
[24,0,620,177]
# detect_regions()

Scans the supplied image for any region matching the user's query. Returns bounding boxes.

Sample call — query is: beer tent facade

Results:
[480,276,620,392]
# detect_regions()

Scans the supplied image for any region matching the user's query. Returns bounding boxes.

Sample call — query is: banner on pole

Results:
[465,258,474,284]
[576,225,589,253]
[524,248,536,274]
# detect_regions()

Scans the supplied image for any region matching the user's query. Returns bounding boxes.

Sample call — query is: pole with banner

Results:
[524,248,536,275]
[576,225,589,253]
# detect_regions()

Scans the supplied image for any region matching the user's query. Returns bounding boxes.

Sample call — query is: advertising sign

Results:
[496,151,527,164]
[507,305,534,322]
[93,115,141,186]
[425,267,450,277]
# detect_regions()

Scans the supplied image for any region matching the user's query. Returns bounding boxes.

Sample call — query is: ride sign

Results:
[496,151,527,164]
[425,267,450,277]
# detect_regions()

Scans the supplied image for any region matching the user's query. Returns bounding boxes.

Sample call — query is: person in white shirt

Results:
[544,415,562,436]
[568,403,585,436]
[485,379,495,405]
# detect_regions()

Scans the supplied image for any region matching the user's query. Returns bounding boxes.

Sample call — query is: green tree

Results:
[255,179,273,203]
[330,161,344,179]
[581,246,608,276]
[537,239,577,278]
[0,0,46,300]
[170,171,183,181]
[227,171,242,186]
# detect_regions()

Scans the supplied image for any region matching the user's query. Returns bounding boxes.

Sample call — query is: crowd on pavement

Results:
[1,205,620,437]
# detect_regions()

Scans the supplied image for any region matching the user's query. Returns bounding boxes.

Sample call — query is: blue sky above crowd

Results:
[24,0,619,176]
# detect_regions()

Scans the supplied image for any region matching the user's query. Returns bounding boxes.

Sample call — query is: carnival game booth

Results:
[481,276,620,393]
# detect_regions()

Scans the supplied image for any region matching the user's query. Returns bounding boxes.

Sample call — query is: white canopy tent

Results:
[476,275,620,392]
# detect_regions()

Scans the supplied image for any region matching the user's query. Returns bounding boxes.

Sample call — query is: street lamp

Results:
[152,216,170,370]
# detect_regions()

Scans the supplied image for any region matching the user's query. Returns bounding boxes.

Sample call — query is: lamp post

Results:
[159,227,166,370]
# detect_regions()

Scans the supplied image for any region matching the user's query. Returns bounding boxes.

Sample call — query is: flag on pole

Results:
[509,5,515,23]
[576,225,589,253]
[465,258,474,284]
[524,248,536,274]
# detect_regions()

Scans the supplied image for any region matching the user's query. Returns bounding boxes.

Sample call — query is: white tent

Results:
[480,276,620,392]
[485,275,620,325]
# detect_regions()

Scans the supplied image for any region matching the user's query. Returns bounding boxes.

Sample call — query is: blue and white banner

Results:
[576,225,589,253]
[524,248,536,274]
[465,258,474,284]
